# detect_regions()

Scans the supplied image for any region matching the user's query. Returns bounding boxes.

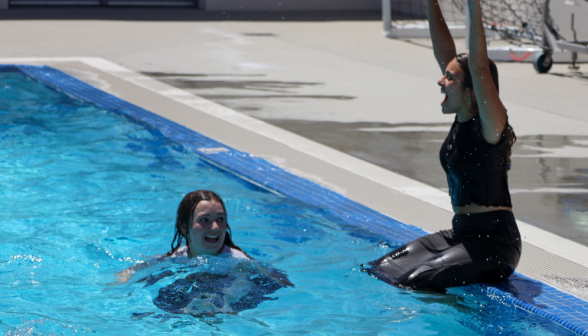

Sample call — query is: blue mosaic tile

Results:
[7,63,588,335]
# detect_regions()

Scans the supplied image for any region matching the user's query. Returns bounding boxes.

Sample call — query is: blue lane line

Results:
[8,64,588,335]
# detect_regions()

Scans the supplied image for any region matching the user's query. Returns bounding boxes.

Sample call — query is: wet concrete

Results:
[267,120,588,246]
[144,73,322,91]
[146,72,356,119]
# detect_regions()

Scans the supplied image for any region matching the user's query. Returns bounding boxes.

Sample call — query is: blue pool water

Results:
[0,69,577,335]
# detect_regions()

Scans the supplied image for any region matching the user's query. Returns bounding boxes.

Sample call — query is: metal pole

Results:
[382,0,392,36]
[569,13,579,70]
[542,0,554,67]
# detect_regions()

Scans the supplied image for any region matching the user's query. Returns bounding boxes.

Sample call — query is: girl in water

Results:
[165,190,250,260]
[117,190,249,282]
[367,0,521,292]
[118,190,292,316]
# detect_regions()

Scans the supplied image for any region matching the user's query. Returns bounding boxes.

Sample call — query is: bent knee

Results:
[396,264,440,290]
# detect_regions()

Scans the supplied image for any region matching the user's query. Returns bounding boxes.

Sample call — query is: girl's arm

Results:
[427,0,457,73]
[116,258,162,283]
[251,260,294,288]
[468,0,507,144]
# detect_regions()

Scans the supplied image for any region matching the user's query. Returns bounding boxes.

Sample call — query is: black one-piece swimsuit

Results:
[366,116,521,292]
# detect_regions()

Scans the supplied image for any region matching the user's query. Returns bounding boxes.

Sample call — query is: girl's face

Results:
[186,200,227,257]
[438,59,469,115]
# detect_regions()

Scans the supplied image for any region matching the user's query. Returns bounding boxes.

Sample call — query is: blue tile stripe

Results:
[6,64,588,335]
[484,284,588,336]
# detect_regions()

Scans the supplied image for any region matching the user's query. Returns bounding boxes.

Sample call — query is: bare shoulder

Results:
[223,246,250,260]
[168,245,189,258]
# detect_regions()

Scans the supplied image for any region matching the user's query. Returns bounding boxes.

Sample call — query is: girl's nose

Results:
[211,221,220,230]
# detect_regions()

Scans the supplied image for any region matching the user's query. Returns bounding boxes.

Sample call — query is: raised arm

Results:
[427,0,457,73]
[468,0,507,144]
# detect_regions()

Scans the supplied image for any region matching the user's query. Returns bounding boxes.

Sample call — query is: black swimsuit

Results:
[440,116,513,207]
[367,116,521,292]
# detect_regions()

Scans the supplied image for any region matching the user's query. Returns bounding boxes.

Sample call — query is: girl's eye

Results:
[199,218,208,223]
[217,217,225,222]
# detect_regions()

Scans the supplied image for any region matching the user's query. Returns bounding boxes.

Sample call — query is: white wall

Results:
[202,0,381,11]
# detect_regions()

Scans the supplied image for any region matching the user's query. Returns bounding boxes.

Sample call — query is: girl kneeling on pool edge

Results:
[366,0,521,292]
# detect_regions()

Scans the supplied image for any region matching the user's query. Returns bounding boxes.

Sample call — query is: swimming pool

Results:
[0,65,581,335]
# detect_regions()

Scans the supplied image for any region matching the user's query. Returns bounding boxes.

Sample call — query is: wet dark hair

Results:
[455,53,500,95]
[455,53,516,169]
[166,190,250,258]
